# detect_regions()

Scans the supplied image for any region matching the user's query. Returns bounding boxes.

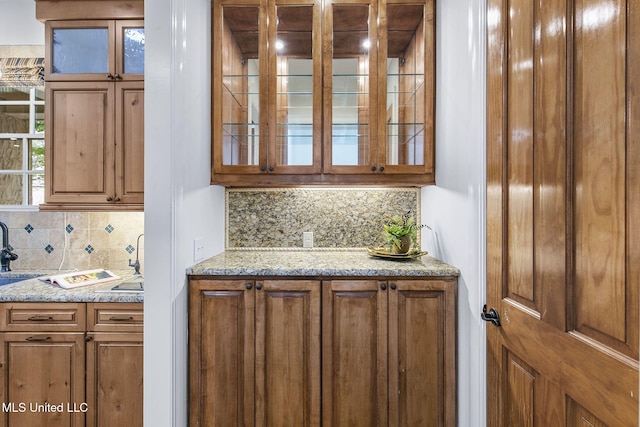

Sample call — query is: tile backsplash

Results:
[0,211,144,271]
[227,188,419,249]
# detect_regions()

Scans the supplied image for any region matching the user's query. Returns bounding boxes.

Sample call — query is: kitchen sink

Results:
[0,274,42,286]
[110,275,144,292]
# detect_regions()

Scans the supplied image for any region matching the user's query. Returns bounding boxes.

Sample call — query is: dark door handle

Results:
[481,304,501,327]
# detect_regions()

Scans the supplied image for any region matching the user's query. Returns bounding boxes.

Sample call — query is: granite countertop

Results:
[187,250,460,278]
[0,270,144,303]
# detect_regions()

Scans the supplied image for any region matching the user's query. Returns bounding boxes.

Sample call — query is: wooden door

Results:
[255,280,321,426]
[486,0,639,424]
[0,332,86,427]
[322,280,387,426]
[388,279,456,427]
[115,81,144,204]
[85,333,143,427]
[189,280,255,427]
[45,81,115,205]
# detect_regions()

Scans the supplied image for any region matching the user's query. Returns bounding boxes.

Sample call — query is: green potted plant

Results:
[383,211,422,254]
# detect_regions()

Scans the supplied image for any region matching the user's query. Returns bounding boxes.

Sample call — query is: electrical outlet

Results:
[303,232,314,248]
[194,238,206,262]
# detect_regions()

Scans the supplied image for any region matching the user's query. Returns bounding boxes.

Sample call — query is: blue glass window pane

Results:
[52,28,109,74]
[124,28,145,74]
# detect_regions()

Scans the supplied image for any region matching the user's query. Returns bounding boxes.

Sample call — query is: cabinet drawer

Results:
[88,303,143,332]
[0,302,86,332]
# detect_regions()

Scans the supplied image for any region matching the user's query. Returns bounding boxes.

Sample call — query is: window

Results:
[0,86,45,207]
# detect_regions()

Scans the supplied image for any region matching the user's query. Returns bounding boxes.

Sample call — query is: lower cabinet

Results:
[0,302,143,427]
[189,277,456,427]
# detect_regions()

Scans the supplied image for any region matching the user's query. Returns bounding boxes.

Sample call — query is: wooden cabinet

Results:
[323,279,456,426]
[86,303,143,427]
[189,279,321,427]
[0,302,143,427]
[211,0,435,187]
[38,10,144,210]
[189,277,455,426]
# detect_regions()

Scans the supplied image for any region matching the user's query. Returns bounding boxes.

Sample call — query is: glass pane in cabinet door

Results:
[221,6,260,166]
[275,6,314,166]
[123,27,145,74]
[385,4,425,166]
[52,28,109,74]
[331,5,371,166]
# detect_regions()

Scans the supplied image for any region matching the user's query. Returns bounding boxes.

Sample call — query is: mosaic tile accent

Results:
[0,212,144,271]
[226,188,419,249]
[126,244,135,254]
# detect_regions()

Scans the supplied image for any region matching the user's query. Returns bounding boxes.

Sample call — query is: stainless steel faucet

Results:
[0,222,18,272]
[128,233,144,275]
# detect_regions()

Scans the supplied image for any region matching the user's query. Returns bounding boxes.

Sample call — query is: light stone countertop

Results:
[187,250,460,278]
[0,270,144,303]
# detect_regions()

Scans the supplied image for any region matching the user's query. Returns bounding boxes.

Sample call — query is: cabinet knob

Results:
[390,283,397,290]
[380,284,387,290]
[260,166,267,172]
[106,73,115,80]
[379,166,385,172]
[246,283,252,290]
[268,166,274,172]
[113,73,122,80]
[371,166,377,172]
[256,284,263,290]
[106,196,113,201]
[114,197,121,202]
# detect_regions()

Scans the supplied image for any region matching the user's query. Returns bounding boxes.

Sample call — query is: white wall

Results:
[421,0,486,426]
[144,0,225,425]
[0,0,43,46]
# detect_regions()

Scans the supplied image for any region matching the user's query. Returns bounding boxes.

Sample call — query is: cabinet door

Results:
[0,332,86,427]
[255,280,321,426]
[115,20,145,81]
[377,0,434,176]
[85,332,143,427]
[46,20,115,81]
[45,81,116,205]
[212,0,267,175]
[266,1,322,175]
[323,0,379,175]
[189,280,255,427]
[115,81,144,204]
[322,280,388,426]
[387,280,456,427]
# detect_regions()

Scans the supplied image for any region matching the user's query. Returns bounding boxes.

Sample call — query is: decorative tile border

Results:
[0,211,144,271]
[226,188,420,250]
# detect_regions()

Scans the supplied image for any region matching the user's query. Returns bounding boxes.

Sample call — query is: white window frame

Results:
[0,87,45,210]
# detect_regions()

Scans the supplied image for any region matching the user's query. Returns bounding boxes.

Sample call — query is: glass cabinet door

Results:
[379,0,434,174]
[267,2,321,173]
[213,2,266,172]
[324,0,378,173]
[46,20,144,81]
[117,20,145,79]
[47,20,113,80]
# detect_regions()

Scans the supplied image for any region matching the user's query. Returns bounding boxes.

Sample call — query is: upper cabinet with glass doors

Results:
[45,20,144,81]
[211,0,434,186]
